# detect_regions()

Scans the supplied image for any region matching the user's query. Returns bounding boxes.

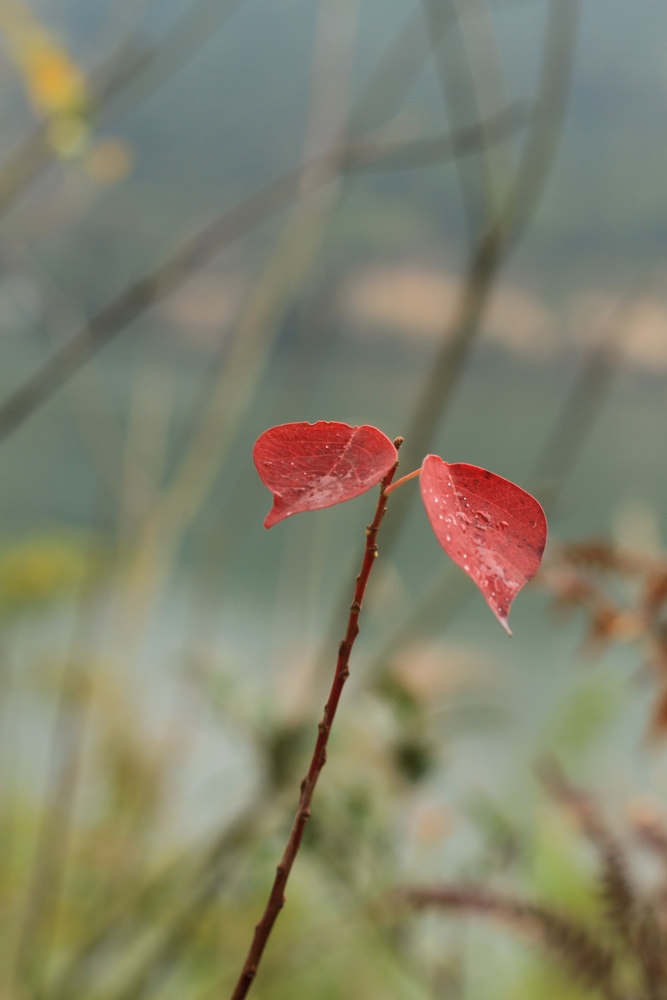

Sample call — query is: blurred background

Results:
[1,0,667,996]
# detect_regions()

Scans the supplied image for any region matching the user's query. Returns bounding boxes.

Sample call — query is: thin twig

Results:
[228,440,403,1000]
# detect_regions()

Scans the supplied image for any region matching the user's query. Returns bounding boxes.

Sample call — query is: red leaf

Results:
[420,455,547,634]
[254,421,398,528]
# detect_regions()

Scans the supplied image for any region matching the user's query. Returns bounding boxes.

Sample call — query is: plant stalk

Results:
[228,439,403,1000]
[383,467,420,497]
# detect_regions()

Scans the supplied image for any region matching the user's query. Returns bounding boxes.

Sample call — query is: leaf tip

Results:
[263,505,285,529]
[498,614,513,637]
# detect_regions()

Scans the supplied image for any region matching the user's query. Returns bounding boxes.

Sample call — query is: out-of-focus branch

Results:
[94,0,247,128]
[530,271,658,507]
[23,257,161,514]
[11,658,92,993]
[150,108,528,550]
[377,0,580,556]
[9,528,103,995]
[308,0,579,682]
[421,0,497,242]
[0,108,526,446]
[109,0,364,626]
[346,102,528,172]
[345,2,454,136]
[0,0,436,221]
[0,0,246,217]
[0,0,449,445]
[154,102,528,539]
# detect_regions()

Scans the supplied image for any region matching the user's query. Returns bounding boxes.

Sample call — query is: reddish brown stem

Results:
[382,466,420,497]
[229,439,403,1000]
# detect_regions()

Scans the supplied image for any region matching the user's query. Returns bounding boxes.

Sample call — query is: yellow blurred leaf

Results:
[20,38,87,114]
[0,0,89,154]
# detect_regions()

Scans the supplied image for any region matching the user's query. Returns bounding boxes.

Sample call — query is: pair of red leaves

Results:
[253,421,547,634]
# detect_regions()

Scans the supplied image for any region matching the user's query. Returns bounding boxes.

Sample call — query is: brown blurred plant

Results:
[398,760,667,1000]
[540,537,667,737]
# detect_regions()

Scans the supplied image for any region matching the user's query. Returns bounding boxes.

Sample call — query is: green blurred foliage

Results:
[0,533,98,613]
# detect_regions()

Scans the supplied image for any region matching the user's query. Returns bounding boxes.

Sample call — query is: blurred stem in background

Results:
[49,802,267,1000]
[421,0,500,244]
[7,517,105,995]
[0,0,248,218]
[313,0,580,679]
[0,0,525,444]
[105,0,363,653]
[381,0,580,549]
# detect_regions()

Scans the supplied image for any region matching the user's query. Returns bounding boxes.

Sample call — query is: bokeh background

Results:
[1,0,667,996]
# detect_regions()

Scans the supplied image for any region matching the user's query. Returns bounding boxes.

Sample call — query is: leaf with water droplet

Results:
[254,421,398,528]
[420,455,547,634]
